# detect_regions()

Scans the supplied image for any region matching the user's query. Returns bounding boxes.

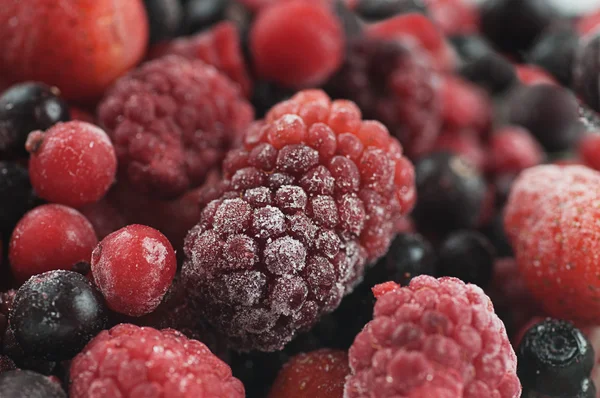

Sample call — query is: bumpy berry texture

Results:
[268,349,349,398]
[0,370,66,398]
[91,224,177,317]
[182,90,416,351]
[504,165,600,325]
[345,276,521,397]
[150,21,252,97]
[69,324,244,398]
[9,204,98,283]
[26,121,117,207]
[98,55,254,199]
[0,0,148,100]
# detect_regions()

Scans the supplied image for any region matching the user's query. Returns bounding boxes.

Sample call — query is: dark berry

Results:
[458,50,517,94]
[517,319,595,397]
[10,270,108,361]
[412,152,487,234]
[0,162,35,238]
[70,261,90,276]
[483,215,513,258]
[0,370,66,398]
[574,33,600,112]
[438,230,495,288]
[355,0,427,21]
[251,80,295,119]
[450,34,495,62]
[377,232,437,286]
[1,327,56,375]
[0,355,15,373]
[508,84,581,152]
[144,0,183,44]
[183,0,230,35]
[527,26,578,86]
[334,0,364,38]
[0,83,69,158]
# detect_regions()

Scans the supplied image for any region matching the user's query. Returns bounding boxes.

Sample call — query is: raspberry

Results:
[345,276,522,397]
[440,76,492,135]
[425,0,480,35]
[504,165,600,324]
[325,36,442,157]
[515,64,559,85]
[69,324,244,398]
[182,90,415,351]
[487,126,544,175]
[26,121,117,207]
[98,55,254,199]
[9,204,98,283]
[268,349,349,398]
[91,225,177,317]
[250,2,345,88]
[149,21,252,97]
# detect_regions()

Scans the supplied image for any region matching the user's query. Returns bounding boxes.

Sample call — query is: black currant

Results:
[0,370,66,398]
[378,233,437,286]
[144,0,183,44]
[438,230,495,288]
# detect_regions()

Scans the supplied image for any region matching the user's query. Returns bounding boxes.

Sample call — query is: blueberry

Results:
[574,33,600,112]
[379,233,437,286]
[0,83,70,158]
[10,270,108,361]
[0,370,66,398]
[183,0,230,35]
[1,328,56,375]
[144,0,183,44]
[482,213,513,258]
[412,152,487,233]
[517,319,595,397]
[527,26,578,86]
[355,0,427,21]
[0,162,35,238]
[438,230,495,288]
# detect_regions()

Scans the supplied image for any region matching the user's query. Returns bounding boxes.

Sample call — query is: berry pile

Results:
[1,0,600,397]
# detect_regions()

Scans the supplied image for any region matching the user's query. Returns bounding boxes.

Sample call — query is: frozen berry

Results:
[69,324,244,397]
[413,152,487,233]
[508,84,581,152]
[268,349,349,398]
[0,162,35,237]
[432,129,486,172]
[9,204,97,283]
[426,0,479,36]
[483,214,513,257]
[515,64,559,86]
[380,233,438,286]
[144,0,182,44]
[488,126,544,175]
[0,355,15,373]
[0,82,69,158]
[574,33,600,112]
[355,0,427,21]
[78,198,128,240]
[517,319,595,397]
[458,48,517,94]
[98,56,253,198]
[345,276,521,397]
[183,0,230,34]
[26,121,117,207]
[441,75,492,134]
[579,133,600,171]
[91,224,176,317]
[250,2,344,88]
[10,270,107,361]
[0,0,148,100]
[527,26,578,86]
[438,230,495,288]
[0,370,66,398]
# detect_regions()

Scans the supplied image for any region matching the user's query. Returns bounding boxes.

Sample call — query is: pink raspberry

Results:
[98,55,254,199]
[440,76,492,136]
[69,324,244,398]
[345,276,521,397]
[182,90,415,351]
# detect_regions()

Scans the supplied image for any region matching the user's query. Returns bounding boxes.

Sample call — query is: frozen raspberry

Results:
[487,126,544,175]
[98,56,253,199]
[69,324,244,398]
[515,64,559,85]
[440,76,492,135]
[250,2,345,88]
[9,204,98,283]
[149,21,252,97]
[579,133,600,171]
[26,121,117,207]
[345,276,522,397]
[425,0,480,35]
[182,90,415,351]
[91,225,177,317]
[504,165,600,324]
[268,349,349,398]
[325,36,442,157]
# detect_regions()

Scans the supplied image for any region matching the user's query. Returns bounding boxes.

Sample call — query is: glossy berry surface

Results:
[144,0,182,44]
[10,270,108,361]
[26,121,117,207]
[91,224,177,317]
[0,370,66,398]
[0,82,70,158]
[412,152,487,233]
[517,319,595,397]
[0,161,35,238]
[380,232,437,286]
[438,230,495,288]
[9,204,98,283]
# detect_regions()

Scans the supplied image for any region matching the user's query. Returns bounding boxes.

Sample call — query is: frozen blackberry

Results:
[517,319,595,397]
[0,162,35,238]
[378,232,437,286]
[10,270,108,361]
[438,230,495,288]
[144,0,183,44]
[326,36,442,157]
[574,33,600,112]
[355,0,427,21]
[0,82,70,158]
[0,370,66,398]
[182,90,416,351]
[527,26,578,86]
[412,152,487,234]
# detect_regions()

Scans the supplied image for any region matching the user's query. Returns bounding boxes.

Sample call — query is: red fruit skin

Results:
[268,349,349,398]
[250,1,345,88]
[425,0,479,35]
[78,198,127,240]
[0,0,148,101]
[27,121,117,208]
[91,224,177,317]
[515,65,559,86]
[487,126,544,175]
[579,133,600,171]
[578,10,600,37]
[9,204,98,283]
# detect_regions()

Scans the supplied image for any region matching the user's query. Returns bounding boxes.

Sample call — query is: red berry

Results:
[515,64,559,86]
[268,349,349,398]
[0,0,148,100]
[250,1,345,88]
[91,224,177,317]
[78,198,127,240]
[433,130,486,171]
[9,204,98,283]
[578,133,600,171]
[441,76,492,135]
[424,0,479,35]
[578,10,600,37]
[27,121,117,208]
[488,126,544,175]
